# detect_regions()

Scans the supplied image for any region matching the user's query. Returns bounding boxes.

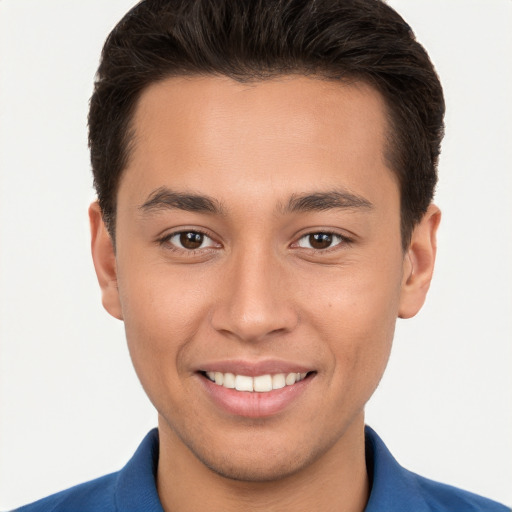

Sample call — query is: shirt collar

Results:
[364,425,430,512]
[114,426,429,511]
[115,429,164,512]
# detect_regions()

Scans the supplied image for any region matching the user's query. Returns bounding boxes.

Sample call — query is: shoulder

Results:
[406,468,510,512]
[11,472,118,512]
[11,429,162,512]
[365,425,510,512]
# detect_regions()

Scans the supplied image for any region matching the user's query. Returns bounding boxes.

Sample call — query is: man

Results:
[11,0,509,511]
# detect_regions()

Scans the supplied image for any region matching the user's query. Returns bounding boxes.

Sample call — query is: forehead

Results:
[121,75,397,208]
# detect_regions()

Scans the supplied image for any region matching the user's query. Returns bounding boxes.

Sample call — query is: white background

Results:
[0,0,511,509]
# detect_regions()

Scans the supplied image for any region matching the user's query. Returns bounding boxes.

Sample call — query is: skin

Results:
[90,75,440,512]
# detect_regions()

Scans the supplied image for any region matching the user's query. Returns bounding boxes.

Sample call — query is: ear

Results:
[398,204,441,319]
[89,202,123,320]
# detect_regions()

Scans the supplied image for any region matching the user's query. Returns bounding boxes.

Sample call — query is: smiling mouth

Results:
[201,371,314,393]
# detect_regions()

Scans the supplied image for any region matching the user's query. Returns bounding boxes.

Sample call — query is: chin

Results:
[199,450,311,483]
[185,430,328,483]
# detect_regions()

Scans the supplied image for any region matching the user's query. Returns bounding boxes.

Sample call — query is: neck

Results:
[156,414,370,512]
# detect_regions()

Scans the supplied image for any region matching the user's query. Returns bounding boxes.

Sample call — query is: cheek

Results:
[298,257,402,389]
[119,257,209,335]
[300,254,403,335]
[115,260,212,394]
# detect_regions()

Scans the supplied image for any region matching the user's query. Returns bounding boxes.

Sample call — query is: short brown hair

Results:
[89,0,445,249]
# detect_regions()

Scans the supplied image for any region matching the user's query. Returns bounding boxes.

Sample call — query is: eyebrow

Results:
[283,190,373,213]
[139,187,373,217]
[139,187,224,215]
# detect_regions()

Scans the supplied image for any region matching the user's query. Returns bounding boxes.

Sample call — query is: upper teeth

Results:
[205,371,308,392]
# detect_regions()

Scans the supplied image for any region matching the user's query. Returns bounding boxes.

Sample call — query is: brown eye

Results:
[180,232,204,249]
[167,231,216,250]
[309,233,332,249]
[297,232,344,250]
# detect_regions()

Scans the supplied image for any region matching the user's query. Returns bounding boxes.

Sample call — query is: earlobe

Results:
[89,202,123,320]
[398,204,441,319]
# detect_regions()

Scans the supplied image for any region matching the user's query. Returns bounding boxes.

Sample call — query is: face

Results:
[91,75,438,482]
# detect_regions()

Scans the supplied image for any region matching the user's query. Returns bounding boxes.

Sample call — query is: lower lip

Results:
[199,373,314,418]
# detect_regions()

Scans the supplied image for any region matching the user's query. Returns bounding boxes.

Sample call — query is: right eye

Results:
[165,231,217,251]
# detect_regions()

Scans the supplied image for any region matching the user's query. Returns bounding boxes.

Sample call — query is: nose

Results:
[210,245,299,343]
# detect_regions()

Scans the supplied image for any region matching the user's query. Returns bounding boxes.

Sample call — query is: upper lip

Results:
[197,359,315,377]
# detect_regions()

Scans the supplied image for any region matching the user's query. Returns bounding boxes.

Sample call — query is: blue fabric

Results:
[13,427,509,511]
[363,426,509,512]
[13,430,163,512]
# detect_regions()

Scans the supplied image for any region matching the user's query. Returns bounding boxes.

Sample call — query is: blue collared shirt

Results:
[13,426,509,511]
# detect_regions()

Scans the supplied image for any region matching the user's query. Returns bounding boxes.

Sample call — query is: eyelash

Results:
[294,231,352,252]
[157,229,352,254]
[158,229,218,254]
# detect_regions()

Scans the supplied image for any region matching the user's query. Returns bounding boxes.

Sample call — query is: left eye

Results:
[297,232,344,250]
[167,231,216,250]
